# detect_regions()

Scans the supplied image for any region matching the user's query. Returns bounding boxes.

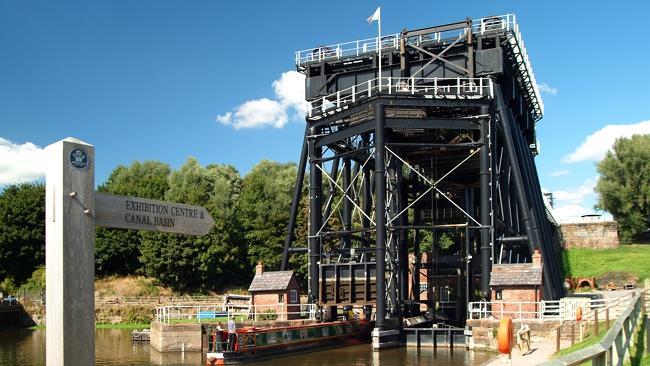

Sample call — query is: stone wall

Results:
[560,221,619,249]
[150,321,203,352]
[467,318,560,351]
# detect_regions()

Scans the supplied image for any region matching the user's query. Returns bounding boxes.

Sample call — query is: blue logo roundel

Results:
[69,149,89,169]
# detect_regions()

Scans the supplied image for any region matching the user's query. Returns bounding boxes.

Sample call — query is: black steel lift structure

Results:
[281,14,564,345]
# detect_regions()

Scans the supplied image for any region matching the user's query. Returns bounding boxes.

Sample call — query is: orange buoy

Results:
[576,306,583,321]
[497,316,513,354]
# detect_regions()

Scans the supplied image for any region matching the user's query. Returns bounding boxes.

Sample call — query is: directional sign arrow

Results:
[95,193,215,236]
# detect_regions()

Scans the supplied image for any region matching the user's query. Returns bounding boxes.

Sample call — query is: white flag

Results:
[367,6,380,24]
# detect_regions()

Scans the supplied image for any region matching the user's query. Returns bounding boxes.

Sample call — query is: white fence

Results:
[307,76,493,119]
[295,15,518,66]
[468,293,635,321]
[155,303,318,324]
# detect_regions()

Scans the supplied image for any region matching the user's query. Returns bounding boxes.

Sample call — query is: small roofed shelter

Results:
[248,263,301,320]
[489,250,543,319]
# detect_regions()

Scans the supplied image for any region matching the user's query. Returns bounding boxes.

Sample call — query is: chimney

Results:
[255,262,264,276]
[532,250,542,267]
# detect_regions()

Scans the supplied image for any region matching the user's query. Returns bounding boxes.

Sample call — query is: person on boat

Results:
[215,322,224,351]
[227,315,237,351]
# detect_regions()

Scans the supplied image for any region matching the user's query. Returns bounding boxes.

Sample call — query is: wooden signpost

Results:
[45,137,214,366]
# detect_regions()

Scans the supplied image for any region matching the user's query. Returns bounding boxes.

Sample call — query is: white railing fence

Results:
[468,293,635,321]
[155,304,318,324]
[308,76,493,119]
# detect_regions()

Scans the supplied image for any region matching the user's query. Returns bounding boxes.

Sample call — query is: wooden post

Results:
[594,308,599,336]
[606,307,610,329]
[556,326,561,353]
[45,138,95,366]
[571,322,575,346]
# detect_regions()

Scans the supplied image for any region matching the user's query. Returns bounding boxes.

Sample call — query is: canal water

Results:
[0,328,493,365]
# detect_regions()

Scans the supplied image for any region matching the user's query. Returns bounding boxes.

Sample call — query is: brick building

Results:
[248,263,301,320]
[489,250,543,319]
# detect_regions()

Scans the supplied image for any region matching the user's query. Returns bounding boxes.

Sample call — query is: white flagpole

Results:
[377,8,382,92]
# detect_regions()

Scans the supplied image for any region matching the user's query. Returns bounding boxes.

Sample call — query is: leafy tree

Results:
[95,161,171,275]
[238,161,303,274]
[0,183,45,286]
[139,158,246,292]
[595,134,650,243]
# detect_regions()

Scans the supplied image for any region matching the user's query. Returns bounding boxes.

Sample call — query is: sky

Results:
[1,0,649,223]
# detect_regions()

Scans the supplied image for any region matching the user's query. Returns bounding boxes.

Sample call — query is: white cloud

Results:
[0,137,46,185]
[216,71,306,129]
[273,71,308,115]
[216,98,287,129]
[538,82,558,95]
[553,204,592,222]
[548,177,601,222]
[550,170,570,177]
[564,120,650,163]
[553,177,596,205]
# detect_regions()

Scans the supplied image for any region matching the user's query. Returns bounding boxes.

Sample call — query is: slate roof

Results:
[489,264,543,286]
[248,271,295,292]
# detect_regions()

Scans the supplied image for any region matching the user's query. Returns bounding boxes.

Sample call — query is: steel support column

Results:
[308,127,322,304]
[374,104,387,329]
[479,106,492,298]
[282,126,308,270]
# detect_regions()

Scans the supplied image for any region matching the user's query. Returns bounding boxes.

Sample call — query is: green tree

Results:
[238,161,301,274]
[595,134,650,243]
[0,183,45,286]
[95,161,171,275]
[139,158,246,292]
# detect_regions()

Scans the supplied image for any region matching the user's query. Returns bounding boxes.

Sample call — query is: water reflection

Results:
[0,328,491,366]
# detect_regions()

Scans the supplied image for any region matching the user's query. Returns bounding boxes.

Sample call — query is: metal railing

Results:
[294,15,515,66]
[539,291,647,366]
[468,293,634,321]
[295,13,543,122]
[155,304,318,324]
[307,76,493,119]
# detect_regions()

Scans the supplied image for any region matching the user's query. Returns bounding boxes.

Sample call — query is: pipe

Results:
[479,105,491,298]
[308,127,323,304]
[374,104,387,329]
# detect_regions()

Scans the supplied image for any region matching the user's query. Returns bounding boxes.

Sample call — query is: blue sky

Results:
[1,0,649,222]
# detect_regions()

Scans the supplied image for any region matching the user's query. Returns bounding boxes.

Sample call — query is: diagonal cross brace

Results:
[384,146,482,226]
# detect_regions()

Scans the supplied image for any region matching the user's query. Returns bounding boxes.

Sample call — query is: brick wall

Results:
[490,287,542,319]
[251,282,301,320]
[560,221,619,249]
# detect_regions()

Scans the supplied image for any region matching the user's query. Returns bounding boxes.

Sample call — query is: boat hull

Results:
[206,320,369,365]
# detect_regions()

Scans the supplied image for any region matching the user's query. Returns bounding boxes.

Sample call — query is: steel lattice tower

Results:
[281,14,564,341]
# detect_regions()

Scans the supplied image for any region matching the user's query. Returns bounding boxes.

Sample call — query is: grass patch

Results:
[554,324,607,359]
[625,315,647,366]
[563,245,650,281]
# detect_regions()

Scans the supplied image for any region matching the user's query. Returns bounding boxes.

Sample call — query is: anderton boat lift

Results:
[145,13,572,365]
